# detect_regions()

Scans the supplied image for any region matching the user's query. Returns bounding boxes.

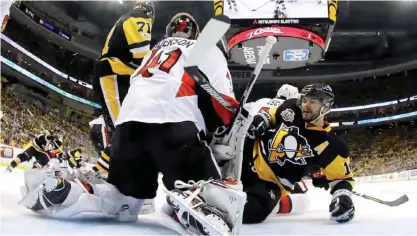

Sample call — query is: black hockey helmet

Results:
[166,13,200,40]
[134,1,155,22]
[53,139,63,148]
[48,128,60,136]
[298,83,334,111]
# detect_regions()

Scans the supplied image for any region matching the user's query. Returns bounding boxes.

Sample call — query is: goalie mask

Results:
[166,13,200,40]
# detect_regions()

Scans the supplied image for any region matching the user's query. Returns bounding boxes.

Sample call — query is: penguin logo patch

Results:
[268,123,314,166]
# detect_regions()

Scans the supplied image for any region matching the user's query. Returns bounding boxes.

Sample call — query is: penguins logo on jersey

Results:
[268,123,314,166]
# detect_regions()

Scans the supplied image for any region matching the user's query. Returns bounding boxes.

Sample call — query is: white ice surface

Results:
[1,167,417,235]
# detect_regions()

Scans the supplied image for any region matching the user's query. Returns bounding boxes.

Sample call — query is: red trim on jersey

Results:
[211,95,239,125]
[260,106,270,112]
[103,125,110,147]
[176,71,197,98]
[81,179,94,194]
[300,180,308,191]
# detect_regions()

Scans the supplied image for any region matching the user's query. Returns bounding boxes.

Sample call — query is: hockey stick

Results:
[184,15,236,113]
[352,191,409,207]
[64,160,90,193]
[221,36,277,182]
[183,15,276,182]
[225,35,277,141]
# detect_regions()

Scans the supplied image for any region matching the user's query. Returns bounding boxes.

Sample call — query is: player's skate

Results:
[4,166,12,173]
[163,179,246,235]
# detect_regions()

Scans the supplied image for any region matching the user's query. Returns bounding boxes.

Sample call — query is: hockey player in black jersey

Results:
[88,116,111,177]
[238,83,355,224]
[6,133,63,172]
[93,0,155,136]
[58,148,84,169]
[91,0,155,181]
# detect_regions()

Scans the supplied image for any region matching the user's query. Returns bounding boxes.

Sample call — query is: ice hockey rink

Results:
[1,167,417,235]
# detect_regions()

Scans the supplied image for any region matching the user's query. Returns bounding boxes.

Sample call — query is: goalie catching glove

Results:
[329,189,355,223]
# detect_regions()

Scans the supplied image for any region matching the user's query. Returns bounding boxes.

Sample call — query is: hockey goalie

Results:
[18,13,248,236]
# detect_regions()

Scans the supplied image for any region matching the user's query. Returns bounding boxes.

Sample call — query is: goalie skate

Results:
[164,188,231,235]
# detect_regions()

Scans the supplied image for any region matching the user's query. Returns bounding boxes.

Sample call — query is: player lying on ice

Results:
[242,84,312,216]
[212,83,356,224]
[18,13,248,236]
[5,131,63,172]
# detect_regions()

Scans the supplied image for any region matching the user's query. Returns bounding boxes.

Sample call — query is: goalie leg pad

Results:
[22,177,81,212]
[21,176,145,221]
[163,179,247,235]
[140,198,156,214]
[50,183,144,221]
[200,180,246,234]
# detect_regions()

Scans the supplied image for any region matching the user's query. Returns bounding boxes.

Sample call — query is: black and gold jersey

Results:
[94,8,154,128]
[246,98,353,195]
[66,148,83,169]
[100,8,153,68]
[92,146,111,175]
[32,134,63,154]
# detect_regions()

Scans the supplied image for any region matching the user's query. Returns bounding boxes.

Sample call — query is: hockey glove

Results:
[293,180,308,194]
[329,189,355,223]
[248,110,272,138]
[211,125,230,144]
[309,167,329,190]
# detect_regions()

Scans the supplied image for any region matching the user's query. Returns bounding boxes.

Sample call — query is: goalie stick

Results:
[229,35,277,129]
[184,15,237,113]
[184,15,277,123]
[184,15,277,183]
[352,191,409,207]
[221,36,277,182]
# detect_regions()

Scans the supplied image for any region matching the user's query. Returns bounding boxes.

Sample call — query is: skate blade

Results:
[160,210,193,235]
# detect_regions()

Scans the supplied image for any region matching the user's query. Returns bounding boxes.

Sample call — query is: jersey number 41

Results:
[133,48,182,78]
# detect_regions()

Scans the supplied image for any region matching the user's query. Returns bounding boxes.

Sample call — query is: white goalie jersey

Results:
[116,37,238,132]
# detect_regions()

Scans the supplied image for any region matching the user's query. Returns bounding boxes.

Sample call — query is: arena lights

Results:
[0,34,92,89]
[330,96,417,112]
[0,56,101,109]
[358,111,417,125]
